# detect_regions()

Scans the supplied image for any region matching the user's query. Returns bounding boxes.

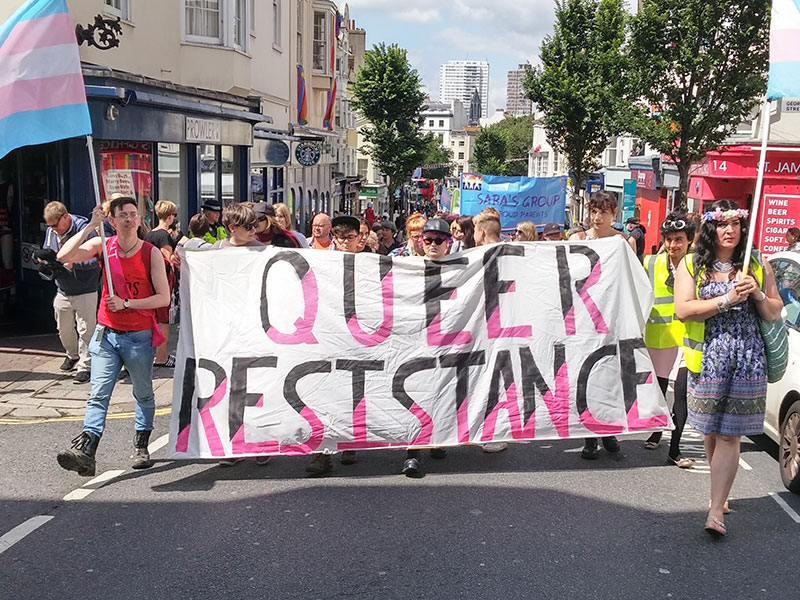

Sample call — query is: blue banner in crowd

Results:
[459,173,567,230]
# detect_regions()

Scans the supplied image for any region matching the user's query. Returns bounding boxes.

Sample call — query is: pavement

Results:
[0,328,178,421]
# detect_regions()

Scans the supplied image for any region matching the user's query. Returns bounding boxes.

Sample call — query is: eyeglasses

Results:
[422,237,447,246]
[114,212,139,221]
[235,222,256,232]
[335,234,358,243]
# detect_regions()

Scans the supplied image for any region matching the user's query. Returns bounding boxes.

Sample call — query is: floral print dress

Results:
[687,280,767,436]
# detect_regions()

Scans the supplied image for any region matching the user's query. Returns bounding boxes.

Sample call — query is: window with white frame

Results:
[273,0,282,47]
[553,152,560,173]
[603,137,619,167]
[312,10,327,72]
[250,0,255,33]
[104,0,130,20]
[184,0,249,51]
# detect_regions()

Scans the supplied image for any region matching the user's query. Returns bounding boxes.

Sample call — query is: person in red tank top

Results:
[55,196,170,477]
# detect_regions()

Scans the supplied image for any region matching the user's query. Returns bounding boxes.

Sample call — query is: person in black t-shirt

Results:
[144,200,178,368]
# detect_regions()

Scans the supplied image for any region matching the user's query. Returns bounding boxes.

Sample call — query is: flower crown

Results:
[702,208,749,223]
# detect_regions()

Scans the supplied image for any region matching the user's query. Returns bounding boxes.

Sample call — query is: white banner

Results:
[168,238,671,459]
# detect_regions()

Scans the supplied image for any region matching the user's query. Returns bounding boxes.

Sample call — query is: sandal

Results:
[704,516,727,538]
[667,455,694,468]
[154,355,176,368]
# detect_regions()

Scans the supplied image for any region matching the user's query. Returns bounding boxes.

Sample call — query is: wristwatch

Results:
[123,299,130,309]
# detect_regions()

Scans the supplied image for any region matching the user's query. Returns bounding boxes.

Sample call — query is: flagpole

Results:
[742,98,772,276]
[86,135,114,296]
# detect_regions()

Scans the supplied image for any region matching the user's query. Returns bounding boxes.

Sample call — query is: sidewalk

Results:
[0,329,178,420]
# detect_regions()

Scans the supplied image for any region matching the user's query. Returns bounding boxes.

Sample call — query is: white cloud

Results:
[391,8,440,23]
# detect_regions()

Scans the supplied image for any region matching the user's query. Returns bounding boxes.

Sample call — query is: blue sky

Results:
[344,0,560,112]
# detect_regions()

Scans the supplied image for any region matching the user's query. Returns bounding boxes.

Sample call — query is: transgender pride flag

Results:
[767,0,800,100]
[0,0,92,159]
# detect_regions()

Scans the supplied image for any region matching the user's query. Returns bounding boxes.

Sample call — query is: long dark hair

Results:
[694,199,749,284]
[458,215,475,249]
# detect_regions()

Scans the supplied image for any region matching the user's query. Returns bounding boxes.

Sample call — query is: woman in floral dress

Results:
[675,200,782,537]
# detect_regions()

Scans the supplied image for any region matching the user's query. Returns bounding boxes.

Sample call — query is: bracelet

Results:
[756,290,767,302]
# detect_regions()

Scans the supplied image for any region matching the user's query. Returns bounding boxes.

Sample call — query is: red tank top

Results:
[97,240,156,331]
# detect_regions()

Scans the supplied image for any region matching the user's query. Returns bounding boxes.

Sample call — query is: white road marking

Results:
[0,516,54,556]
[769,492,800,524]
[63,469,126,501]
[738,457,753,471]
[149,434,169,454]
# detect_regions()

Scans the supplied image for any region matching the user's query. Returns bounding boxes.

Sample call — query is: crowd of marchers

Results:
[38,186,787,540]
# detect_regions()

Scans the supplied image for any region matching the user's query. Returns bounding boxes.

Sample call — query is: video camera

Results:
[34,248,69,281]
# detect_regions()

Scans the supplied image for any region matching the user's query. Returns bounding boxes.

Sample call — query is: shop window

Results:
[199,144,218,205]
[270,167,284,204]
[18,146,52,273]
[221,145,235,204]
[251,167,266,203]
[157,143,184,224]
[104,0,130,21]
[312,10,327,72]
[99,141,154,232]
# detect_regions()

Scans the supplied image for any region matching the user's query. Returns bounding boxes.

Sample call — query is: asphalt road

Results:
[1,414,798,600]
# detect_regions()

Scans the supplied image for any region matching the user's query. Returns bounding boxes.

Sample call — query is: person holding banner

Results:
[571,190,636,459]
[641,212,695,468]
[674,200,782,537]
[402,218,453,477]
[450,215,474,253]
[55,196,170,476]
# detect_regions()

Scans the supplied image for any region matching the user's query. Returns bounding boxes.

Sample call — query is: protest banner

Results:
[168,237,671,459]
[459,173,567,230]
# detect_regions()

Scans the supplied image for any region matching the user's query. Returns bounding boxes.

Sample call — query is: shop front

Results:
[0,66,267,331]
[689,145,800,254]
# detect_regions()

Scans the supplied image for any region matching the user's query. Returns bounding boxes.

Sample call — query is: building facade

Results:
[506,65,532,116]
[439,60,489,119]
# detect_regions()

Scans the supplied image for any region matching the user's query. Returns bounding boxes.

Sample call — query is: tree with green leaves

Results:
[473,128,508,176]
[627,0,770,208]
[351,43,427,197]
[488,115,536,176]
[418,134,454,181]
[524,0,628,209]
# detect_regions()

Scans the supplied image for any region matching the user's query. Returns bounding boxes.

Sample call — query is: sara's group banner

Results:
[168,238,671,459]
[459,173,567,230]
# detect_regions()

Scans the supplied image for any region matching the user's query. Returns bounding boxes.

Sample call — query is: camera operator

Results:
[41,201,101,383]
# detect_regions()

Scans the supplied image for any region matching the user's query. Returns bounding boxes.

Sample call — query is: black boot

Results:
[57,432,100,476]
[131,430,153,469]
[581,438,599,460]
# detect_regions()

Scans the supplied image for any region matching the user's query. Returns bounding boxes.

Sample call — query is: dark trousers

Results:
[647,367,688,458]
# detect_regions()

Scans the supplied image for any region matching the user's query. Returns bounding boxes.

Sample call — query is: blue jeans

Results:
[82,325,156,437]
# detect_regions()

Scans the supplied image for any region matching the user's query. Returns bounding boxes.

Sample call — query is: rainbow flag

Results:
[0,0,91,159]
[767,0,800,100]
[296,64,308,126]
[335,11,343,38]
[323,78,337,131]
[329,13,336,72]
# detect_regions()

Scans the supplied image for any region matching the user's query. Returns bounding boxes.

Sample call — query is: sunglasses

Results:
[422,237,447,246]
[660,219,686,231]
[237,223,256,231]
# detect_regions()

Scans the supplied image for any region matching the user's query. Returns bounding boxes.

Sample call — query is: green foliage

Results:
[627,0,770,207]
[488,115,535,176]
[419,134,454,180]
[351,43,428,193]
[474,128,508,176]
[524,0,628,197]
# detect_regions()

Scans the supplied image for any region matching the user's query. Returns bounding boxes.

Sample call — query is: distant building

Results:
[439,60,489,119]
[421,99,467,150]
[506,65,532,116]
[480,109,507,128]
[468,89,482,125]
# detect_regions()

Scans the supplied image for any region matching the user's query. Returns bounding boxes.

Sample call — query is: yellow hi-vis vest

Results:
[643,253,683,349]
[682,254,764,374]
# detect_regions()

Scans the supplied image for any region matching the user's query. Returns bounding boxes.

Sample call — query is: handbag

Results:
[759,316,788,383]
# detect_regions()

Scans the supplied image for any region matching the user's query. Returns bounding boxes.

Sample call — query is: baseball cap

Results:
[542,222,562,236]
[422,218,451,236]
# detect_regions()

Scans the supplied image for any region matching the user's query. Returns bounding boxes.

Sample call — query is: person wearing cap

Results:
[626,217,646,261]
[253,203,301,248]
[196,200,227,244]
[541,222,563,241]
[402,217,452,478]
[378,220,402,255]
[304,214,363,476]
[308,213,334,250]
[641,211,696,469]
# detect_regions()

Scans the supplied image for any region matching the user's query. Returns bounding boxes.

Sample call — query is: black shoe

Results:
[581,438,598,460]
[306,454,332,476]
[117,368,128,381]
[341,450,358,465]
[402,457,422,478]
[131,430,153,469]
[57,431,100,476]
[73,370,90,384]
[601,436,620,453]
[429,447,447,459]
[60,357,78,371]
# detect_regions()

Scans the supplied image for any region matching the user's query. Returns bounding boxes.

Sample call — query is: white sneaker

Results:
[482,442,508,453]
